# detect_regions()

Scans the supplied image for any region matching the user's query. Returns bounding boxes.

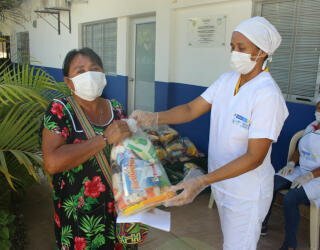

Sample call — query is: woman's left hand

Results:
[103,120,132,145]
[164,176,208,207]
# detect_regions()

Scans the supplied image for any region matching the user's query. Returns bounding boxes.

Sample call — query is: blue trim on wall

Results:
[103,75,128,113]
[155,81,210,154]
[34,65,316,171]
[154,81,316,171]
[41,66,64,82]
[271,102,315,171]
[155,81,169,112]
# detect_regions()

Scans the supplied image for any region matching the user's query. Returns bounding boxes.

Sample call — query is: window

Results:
[253,0,320,104]
[82,19,117,74]
[16,31,29,64]
[0,36,10,59]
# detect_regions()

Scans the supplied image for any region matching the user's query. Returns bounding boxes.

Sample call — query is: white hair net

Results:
[234,16,282,56]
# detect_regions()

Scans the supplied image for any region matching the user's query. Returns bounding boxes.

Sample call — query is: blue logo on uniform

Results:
[232,113,250,129]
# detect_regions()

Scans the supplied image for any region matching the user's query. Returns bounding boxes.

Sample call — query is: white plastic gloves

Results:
[278,161,295,176]
[291,172,314,189]
[130,110,158,128]
[164,175,208,207]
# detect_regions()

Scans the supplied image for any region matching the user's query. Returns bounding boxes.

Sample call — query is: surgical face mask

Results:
[230,50,261,75]
[70,71,107,101]
[315,111,320,122]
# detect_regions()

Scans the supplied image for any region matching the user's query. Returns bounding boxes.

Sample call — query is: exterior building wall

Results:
[1,0,317,170]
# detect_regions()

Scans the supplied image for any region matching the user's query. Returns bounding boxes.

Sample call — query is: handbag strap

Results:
[66,96,113,188]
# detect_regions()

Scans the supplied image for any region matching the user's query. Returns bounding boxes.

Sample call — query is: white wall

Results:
[170,0,252,86]
[1,0,253,86]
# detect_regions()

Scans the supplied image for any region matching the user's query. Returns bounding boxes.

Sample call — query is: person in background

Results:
[261,96,320,250]
[41,48,145,249]
[131,16,288,250]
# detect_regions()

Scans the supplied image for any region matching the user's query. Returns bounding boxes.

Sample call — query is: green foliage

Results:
[0,209,15,250]
[61,225,73,247]
[0,61,69,190]
[0,0,26,25]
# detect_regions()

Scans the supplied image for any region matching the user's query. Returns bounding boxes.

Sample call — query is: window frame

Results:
[81,18,117,75]
[252,0,320,105]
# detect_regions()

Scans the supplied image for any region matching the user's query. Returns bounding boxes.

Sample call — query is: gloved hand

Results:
[291,172,314,189]
[130,110,158,128]
[164,175,208,207]
[278,161,295,176]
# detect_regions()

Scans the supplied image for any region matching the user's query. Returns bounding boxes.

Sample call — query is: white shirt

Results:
[201,71,288,200]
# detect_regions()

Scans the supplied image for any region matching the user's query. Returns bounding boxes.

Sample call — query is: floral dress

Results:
[43,97,128,250]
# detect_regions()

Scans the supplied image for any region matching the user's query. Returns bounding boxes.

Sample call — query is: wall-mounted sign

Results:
[187,16,226,47]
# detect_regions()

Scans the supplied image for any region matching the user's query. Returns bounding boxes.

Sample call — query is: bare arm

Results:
[158,96,212,125]
[202,138,273,185]
[42,128,106,175]
[312,167,320,178]
[42,120,131,175]
[289,148,300,165]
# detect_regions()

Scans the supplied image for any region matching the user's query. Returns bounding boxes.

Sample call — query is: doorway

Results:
[128,17,156,114]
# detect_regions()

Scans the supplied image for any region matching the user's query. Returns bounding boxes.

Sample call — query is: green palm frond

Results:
[0,62,67,190]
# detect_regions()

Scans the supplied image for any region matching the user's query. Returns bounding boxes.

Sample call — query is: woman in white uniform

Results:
[131,16,288,250]
[262,97,320,250]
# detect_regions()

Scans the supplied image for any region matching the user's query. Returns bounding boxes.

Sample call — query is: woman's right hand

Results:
[103,120,132,145]
[130,110,158,128]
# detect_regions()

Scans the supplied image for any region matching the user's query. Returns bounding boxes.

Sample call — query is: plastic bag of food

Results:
[144,128,161,146]
[181,137,199,157]
[157,125,179,145]
[111,121,175,216]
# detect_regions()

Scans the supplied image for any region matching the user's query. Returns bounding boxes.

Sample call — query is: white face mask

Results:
[230,50,261,75]
[70,71,107,101]
[315,111,320,122]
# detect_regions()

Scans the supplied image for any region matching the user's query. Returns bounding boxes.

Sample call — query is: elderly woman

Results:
[131,16,288,250]
[41,48,145,249]
[262,96,320,250]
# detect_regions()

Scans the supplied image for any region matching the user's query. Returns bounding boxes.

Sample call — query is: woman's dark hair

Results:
[62,47,104,77]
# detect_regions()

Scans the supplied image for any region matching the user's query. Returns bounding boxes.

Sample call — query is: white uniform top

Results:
[278,121,320,201]
[201,71,288,201]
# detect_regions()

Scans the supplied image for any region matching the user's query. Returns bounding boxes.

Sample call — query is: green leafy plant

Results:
[0,209,15,250]
[0,0,27,25]
[0,61,69,190]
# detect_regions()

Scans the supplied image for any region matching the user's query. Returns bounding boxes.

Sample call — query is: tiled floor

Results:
[23,181,310,250]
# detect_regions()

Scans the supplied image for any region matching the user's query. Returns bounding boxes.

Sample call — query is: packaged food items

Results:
[111,130,174,216]
[144,129,161,146]
[181,137,199,157]
[183,162,205,181]
[154,145,168,163]
[165,138,185,160]
[157,126,179,145]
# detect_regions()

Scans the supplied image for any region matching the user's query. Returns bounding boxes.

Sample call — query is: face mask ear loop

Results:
[262,55,272,71]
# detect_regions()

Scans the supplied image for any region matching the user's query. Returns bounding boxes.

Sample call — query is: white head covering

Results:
[234,16,282,56]
[314,95,320,105]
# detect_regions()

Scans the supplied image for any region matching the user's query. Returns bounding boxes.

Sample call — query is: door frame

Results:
[128,16,156,114]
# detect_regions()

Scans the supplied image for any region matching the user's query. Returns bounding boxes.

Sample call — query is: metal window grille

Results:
[82,19,117,74]
[16,31,30,64]
[253,0,320,104]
